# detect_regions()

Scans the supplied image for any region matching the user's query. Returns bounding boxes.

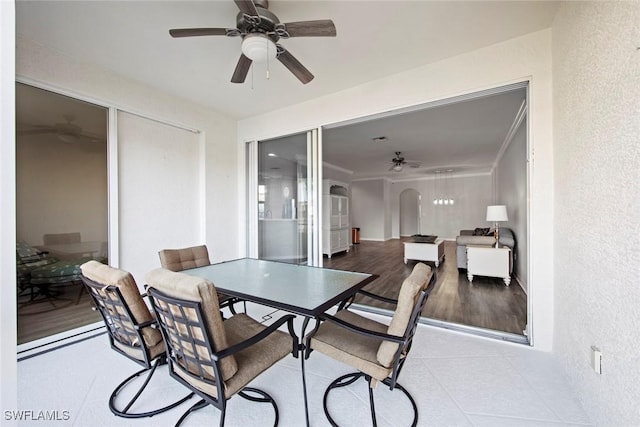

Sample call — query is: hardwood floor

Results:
[324,238,527,335]
[17,281,101,345]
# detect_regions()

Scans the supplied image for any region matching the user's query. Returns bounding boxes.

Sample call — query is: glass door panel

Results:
[257,133,309,265]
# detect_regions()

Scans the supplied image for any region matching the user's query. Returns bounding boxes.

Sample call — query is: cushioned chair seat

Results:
[173,313,293,400]
[310,310,391,382]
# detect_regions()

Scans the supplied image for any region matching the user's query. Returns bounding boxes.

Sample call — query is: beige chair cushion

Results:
[80,260,162,349]
[377,262,431,367]
[310,310,392,382]
[145,268,238,381]
[173,313,292,399]
[158,245,210,272]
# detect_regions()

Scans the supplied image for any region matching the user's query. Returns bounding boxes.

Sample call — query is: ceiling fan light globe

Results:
[241,34,277,62]
[393,164,403,172]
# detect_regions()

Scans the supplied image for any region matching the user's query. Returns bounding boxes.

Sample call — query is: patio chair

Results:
[158,245,241,313]
[80,260,194,418]
[146,268,297,427]
[305,262,436,427]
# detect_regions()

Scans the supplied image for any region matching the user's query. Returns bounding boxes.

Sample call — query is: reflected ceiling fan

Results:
[388,152,422,172]
[17,114,101,144]
[169,0,336,84]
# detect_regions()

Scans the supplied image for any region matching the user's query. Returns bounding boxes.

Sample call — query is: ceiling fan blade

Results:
[169,28,230,38]
[282,20,337,37]
[231,54,253,83]
[277,48,314,84]
[234,0,259,16]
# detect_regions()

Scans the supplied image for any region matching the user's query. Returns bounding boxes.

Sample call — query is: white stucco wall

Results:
[238,29,554,350]
[552,2,640,425]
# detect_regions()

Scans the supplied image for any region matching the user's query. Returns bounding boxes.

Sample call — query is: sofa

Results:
[455,228,516,271]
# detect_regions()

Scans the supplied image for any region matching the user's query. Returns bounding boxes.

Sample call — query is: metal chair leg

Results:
[175,387,278,427]
[323,372,418,427]
[109,359,194,418]
[175,398,208,427]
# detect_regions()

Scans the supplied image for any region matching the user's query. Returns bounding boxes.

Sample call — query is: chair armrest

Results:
[339,289,398,310]
[357,289,398,306]
[318,312,404,345]
[214,314,297,360]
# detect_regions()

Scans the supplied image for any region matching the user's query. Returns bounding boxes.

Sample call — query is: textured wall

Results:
[553,2,640,424]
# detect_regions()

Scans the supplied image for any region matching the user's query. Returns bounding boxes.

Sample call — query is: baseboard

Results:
[513,273,528,295]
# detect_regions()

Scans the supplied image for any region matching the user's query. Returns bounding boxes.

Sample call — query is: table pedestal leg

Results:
[299,316,312,426]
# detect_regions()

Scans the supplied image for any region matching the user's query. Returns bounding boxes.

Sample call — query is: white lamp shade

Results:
[486,205,508,222]
[241,34,277,62]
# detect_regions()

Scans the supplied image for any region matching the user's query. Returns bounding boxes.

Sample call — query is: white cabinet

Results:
[322,181,350,258]
[466,245,511,286]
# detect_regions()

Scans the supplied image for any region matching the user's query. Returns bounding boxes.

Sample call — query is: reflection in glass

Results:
[258,134,308,265]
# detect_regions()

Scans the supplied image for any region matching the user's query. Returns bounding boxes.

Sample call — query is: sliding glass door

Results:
[248,129,322,266]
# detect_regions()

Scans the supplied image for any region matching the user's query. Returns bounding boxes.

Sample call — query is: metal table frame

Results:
[186,258,378,426]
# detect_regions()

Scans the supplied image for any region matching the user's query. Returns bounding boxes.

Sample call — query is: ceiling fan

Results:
[17,114,101,144]
[389,152,422,172]
[169,0,336,84]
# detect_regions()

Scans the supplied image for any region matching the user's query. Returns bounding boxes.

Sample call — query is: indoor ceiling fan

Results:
[168,0,336,84]
[389,151,422,172]
[17,114,101,144]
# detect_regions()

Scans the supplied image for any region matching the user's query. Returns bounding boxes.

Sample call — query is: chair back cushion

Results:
[80,261,163,349]
[376,262,432,367]
[145,268,238,380]
[158,245,210,272]
[43,232,81,245]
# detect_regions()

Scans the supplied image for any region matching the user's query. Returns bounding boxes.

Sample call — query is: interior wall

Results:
[392,174,493,240]
[495,116,528,292]
[552,2,640,425]
[238,29,554,350]
[399,189,420,236]
[16,136,107,246]
[351,179,387,241]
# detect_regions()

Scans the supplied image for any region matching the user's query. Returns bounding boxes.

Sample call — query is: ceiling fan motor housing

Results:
[236,5,281,43]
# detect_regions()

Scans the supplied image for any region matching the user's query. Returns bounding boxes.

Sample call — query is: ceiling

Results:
[323,86,527,179]
[15,1,556,178]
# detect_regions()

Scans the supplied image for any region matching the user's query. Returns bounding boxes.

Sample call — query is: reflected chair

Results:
[146,268,297,427]
[158,245,241,313]
[80,260,194,418]
[16,241,87,313]
[305,262,436,427]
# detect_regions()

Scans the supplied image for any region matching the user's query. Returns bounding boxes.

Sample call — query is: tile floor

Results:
[17,304,592,426]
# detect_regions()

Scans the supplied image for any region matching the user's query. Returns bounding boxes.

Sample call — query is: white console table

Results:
[466,245,511,286]
[403,239,445,267]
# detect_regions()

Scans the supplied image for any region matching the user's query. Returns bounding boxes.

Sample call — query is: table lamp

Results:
[486,205,508,247]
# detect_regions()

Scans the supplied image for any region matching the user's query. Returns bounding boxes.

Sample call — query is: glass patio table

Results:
[186,258,378,426]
